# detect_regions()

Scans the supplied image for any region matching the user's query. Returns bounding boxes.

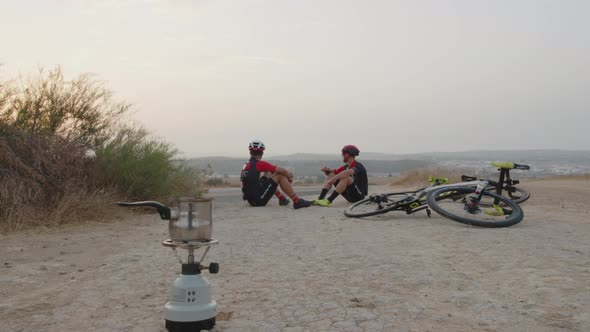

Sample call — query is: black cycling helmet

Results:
[341,144,360,156]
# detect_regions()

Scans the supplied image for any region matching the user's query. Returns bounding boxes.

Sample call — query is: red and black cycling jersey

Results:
[333,160,368,196]
[241,159,277,176]
[240,158,277,200]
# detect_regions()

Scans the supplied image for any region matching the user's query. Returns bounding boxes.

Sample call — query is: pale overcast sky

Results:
[1,0,589,157]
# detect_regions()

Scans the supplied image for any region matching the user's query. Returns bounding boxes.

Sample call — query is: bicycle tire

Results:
[509,187,530,204]
[426,186,524,228]
[344,192,414,218]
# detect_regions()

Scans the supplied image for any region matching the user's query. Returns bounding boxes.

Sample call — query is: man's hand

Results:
[321,166,332,175]
[287,172,294,183]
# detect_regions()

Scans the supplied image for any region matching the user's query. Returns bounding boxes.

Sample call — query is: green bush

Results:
[0,67,206,232]
[95,125,206,199]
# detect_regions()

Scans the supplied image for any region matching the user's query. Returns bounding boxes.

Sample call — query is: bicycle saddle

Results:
[491,161,530,170]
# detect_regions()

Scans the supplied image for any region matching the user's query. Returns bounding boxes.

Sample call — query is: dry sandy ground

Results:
[1,178,589,332]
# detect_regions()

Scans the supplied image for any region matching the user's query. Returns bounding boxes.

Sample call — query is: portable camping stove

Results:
[162,239,219,331]
[117,198,219,332]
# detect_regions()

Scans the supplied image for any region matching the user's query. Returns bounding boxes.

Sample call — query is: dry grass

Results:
[0,125,106,233]
[390,166,468,188]
[46,187,116,226]
[0,184,117,234]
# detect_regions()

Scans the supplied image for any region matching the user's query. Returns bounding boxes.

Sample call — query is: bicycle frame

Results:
[387,180,484,216]
[493,168,520,197]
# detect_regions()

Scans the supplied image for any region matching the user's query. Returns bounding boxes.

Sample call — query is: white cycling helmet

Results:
[249,139,266,151]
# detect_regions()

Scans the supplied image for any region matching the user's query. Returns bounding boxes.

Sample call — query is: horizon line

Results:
[179,148,590,159]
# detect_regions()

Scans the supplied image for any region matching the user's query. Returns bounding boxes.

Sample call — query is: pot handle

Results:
[116,201,171,220]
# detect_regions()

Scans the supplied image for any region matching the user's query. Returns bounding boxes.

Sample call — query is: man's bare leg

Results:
[270,173,311,208]
[333,176,353,194]
[318,176,353,205]
[318,173,336,199]
[272,173,297,198]
[322,173,337,190]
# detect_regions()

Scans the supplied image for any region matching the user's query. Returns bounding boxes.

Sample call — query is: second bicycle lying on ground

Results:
[344,161,531,228]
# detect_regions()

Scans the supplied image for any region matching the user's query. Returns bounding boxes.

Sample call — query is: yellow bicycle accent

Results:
[483,204,505,216]
[429,176,449,185]
[491,161,516,169]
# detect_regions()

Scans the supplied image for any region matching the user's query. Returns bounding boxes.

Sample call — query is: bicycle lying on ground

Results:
[344,161,531,228]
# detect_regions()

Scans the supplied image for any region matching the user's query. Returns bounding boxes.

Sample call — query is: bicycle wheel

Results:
[508,187,530,204]
[426,186,524,228]
[344,192,414,218]
[481,186,530,206]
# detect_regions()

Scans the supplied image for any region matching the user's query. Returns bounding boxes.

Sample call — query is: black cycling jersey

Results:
[241,157,260,200]
[349,161,368,196]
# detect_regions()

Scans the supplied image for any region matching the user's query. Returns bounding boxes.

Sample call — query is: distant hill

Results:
[269,152,397,161]
[185,149,590,177]
[397,149,590,163]
[185,157,433,177]
[269,149,590,163]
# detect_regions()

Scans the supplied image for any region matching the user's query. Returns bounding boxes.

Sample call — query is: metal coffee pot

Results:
[117,198,213,242]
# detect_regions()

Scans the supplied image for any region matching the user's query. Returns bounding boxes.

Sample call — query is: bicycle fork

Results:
[466,181,488,213]
[469,180,507,216]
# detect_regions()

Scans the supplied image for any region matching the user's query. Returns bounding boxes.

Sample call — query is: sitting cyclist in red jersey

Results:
[240,139,312,209]
[314,145,368,207]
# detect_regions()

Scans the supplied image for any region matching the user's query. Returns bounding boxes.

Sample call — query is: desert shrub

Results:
[95,126,172,198]
[0,122,105,232]
[0,67,206,232]
[1,67,128,148]
[170,163,208,196]
[95,126,206,199]
[0,80,12,113]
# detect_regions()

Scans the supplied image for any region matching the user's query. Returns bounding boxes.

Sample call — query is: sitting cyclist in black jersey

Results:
[314,145,368,207]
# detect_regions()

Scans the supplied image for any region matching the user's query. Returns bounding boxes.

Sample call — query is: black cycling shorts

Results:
[247,177,278,206]
[334,179,365,203]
